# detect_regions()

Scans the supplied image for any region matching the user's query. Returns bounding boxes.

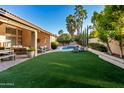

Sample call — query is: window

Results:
[18,37,22,45]
[6,27,16,35]
[18,30,22,35]
[6,36,16,45]
[5,27,23,46]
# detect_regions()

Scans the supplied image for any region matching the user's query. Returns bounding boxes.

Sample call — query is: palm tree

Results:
[58,29,64,35]
[74,5,87,35]
[66,15,76,37]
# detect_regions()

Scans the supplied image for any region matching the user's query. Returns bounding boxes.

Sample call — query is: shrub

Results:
[51,42,58,50]
[74,34,84,45]
[27,48,36,52]
[0,47,5,50]
[88,43,108,52]
[74,33,88,46]
[57,33,71,45]
[89,30,98,38]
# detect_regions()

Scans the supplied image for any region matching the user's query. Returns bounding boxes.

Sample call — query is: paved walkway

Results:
[88,48,124,69]
[0,55,30,72]
[0,50,55,72]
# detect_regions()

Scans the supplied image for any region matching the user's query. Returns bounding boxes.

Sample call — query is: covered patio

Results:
[0,8,53,62]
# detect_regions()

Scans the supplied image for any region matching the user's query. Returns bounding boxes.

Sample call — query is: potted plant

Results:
[27,48,35,58]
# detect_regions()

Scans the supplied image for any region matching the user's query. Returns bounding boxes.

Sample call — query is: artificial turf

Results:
[0,51,124,88]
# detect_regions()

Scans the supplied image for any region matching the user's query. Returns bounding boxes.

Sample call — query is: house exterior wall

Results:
[0,8,53,56]
[50,36,56,42]
[0,23,6,35]
[0,23,11,47]
[0,22,51,49]
[0,23,24,47]
[37,31,51,49]
[22,30,32,47]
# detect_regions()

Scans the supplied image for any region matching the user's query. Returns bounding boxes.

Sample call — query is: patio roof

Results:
[0,8,54,35]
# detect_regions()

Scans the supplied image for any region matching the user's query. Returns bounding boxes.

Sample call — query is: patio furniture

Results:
[38,46,45,53]
[79,47,85,52]
[0,49,15,62]
[38,46,48,53]
[13,47,27,55]
[0,47,5,50]
[73,46,85,53]
[0,38,11,48]
[44,46,47,51]
[73,46,80,53]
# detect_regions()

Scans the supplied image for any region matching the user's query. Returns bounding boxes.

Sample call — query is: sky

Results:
[0,5,104,35]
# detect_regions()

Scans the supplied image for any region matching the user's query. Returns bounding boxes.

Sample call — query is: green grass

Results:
[0,51,124,88]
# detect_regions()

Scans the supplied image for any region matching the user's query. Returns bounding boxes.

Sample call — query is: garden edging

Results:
[88,48,124,69]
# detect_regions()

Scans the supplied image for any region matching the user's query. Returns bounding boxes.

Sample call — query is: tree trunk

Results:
[119,40,123,58]
[86,26,89,47]
[81,25,82,33]
[77,28,80,35]
[119,29,123,58]
[106,41,112,55]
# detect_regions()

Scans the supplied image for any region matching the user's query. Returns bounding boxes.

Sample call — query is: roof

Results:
[0,8,54,35]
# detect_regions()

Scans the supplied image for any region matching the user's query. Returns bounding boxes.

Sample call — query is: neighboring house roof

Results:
[0,8,54,35]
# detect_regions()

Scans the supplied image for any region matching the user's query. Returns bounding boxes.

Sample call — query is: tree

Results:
[91,11,113,54]
[75,33,84,45]
[106,5,124,57]
[75,28,89,46]
[74,5,87,34]
[58,29,64,35]
[89,30,98,38]
[57,33,71,45]
[86,25,92,47]
[66,15,76,37]
[91,5,124,57]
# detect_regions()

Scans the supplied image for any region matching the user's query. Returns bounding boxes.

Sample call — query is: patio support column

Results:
[49,37,51,49]
[31,31,37,56]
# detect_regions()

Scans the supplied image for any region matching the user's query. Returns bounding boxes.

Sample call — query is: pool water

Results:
[57,45,77,52]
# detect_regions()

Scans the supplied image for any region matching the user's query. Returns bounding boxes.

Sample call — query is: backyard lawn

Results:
[0,51,124,88]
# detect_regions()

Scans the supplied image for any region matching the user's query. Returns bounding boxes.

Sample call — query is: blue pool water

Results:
[58,45,77,52]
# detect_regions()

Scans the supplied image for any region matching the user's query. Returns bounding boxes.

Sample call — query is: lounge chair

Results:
[79,47,84,52]
[73,46,85,53]
[73,46,80,53]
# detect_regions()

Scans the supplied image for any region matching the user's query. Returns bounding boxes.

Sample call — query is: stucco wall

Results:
[109,39,124,56]
[89,38,124,56]
[0,23,11,47]
[50,36,56,42]
[37,31,51,49]
[22,30,32,47]
[0,23,6,35]
[89,38,105,45]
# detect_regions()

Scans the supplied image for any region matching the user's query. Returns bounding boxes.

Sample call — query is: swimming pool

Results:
[57,45,77,52]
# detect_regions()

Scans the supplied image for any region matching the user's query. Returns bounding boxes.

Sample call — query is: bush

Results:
[57,33,71,45]
[51,42,58,50]
[74,33,87,46]
[88,43,108,52]
[0,47,5,50]
[27,48,36,52]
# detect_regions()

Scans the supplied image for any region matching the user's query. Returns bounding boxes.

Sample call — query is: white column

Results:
[49,36,51,50]
[31,31,37,56]
[34,31,37,56]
